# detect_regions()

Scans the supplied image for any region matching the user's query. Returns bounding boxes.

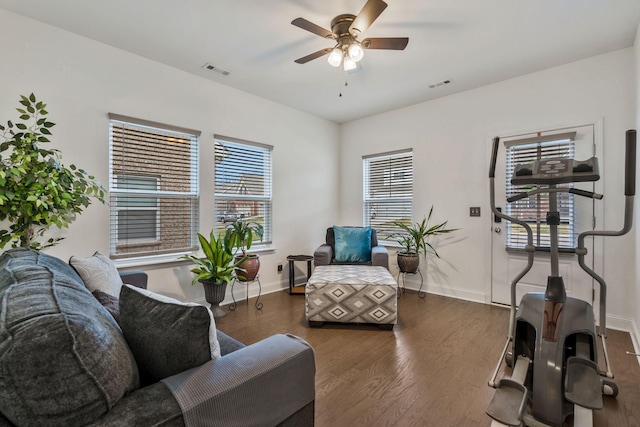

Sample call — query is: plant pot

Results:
[397,252,420,274]
[235,254,260,281]
[201,279,228,318]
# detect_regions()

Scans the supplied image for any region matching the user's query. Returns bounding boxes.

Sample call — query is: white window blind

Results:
[363,149,413,241]
[109,115,200,259]
[115,175,159,242]
[214,135,272,244]
[505,138,575,249]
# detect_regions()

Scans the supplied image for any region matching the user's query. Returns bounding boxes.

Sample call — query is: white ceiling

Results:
[2,0,640,123]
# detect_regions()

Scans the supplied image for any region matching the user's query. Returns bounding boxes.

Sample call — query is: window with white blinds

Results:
[109,115,200,259]
[505,138,575,249]
[363,149,413,241]
[214,135,272,244]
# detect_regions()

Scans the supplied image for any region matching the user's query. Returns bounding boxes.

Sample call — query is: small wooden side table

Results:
[287,255,313,295]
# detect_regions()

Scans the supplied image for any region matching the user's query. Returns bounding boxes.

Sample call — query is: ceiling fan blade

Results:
[294,48,333,64]
[361,37,409,50]
[349,0,388,35]
[291,17,335,39]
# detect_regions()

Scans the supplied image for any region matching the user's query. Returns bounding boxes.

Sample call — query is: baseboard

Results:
[604,313,634,332]
[191,277,288,307]
[630,318,640,367]
[399,277,486,304]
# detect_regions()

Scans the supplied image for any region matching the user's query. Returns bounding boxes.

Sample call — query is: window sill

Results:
[113,252,192,269]
[379,241,402,250]
[245,244,276,255]
[113,245,276,269]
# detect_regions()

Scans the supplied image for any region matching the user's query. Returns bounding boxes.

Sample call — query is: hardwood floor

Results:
[215,290,640,427]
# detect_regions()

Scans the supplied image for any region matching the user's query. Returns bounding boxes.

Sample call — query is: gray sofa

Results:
[0,248,315,427]
[314,226,389,269]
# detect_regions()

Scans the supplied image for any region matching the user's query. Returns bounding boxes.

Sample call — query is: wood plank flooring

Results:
[215,290,640,427]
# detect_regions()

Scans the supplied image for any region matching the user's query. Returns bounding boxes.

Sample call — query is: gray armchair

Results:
[314,226,389,269]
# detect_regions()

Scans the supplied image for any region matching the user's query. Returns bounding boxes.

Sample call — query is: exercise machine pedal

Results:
[564,357,603,409]
[486,379,528,426]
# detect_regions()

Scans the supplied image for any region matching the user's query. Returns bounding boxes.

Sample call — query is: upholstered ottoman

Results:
[305,265,397,329]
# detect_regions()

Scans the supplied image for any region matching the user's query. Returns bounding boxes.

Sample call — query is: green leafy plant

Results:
[0,94,106,249]
[180,231,247,285]
[392,206,458,258]
[224,218,264,255]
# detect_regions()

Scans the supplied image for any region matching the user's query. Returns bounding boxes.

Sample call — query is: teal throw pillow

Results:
[333,226,372,263]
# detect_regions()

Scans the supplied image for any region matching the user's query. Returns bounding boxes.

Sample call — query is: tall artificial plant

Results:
[0,94,106,249]
[392,206,458,258]
[180,231,246,285]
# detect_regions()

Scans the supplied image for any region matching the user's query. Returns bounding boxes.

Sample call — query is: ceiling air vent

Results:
[428,79,451,89]
[202,63,231,76]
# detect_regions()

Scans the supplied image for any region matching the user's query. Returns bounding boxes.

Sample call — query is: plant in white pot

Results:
[392,206,458,274]
[0,94,105,249]
[224,218,264,282]
[181,231,246,318]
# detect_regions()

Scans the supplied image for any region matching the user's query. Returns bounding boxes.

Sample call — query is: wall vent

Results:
[202,63,231,76]
[428,79,451,89]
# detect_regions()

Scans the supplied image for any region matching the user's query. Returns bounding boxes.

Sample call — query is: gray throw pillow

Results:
[0,249,139,426]
[119,285,221,384]
[70,251,124,297]
[92,289,121,324]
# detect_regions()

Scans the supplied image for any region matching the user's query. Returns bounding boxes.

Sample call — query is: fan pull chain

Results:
[338,66,349,98]
[340,80,350,97]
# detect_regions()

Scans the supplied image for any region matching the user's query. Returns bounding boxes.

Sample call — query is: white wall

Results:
[341,48,637,330]
[0,9,341,303]
[633,24,640,353]
[1,8,638,335]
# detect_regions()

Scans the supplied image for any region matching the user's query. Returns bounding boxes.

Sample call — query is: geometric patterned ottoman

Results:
[305,265,398,330]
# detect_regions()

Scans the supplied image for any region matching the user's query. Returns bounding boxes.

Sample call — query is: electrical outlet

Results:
[470,207,481,217]
[277,264,283,273]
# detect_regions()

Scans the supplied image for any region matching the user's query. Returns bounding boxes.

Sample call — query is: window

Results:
[505,134,575,249]
[214,135,272,244]
[363,149,413,241]
[115,175,159,242]
[109,115,200,259]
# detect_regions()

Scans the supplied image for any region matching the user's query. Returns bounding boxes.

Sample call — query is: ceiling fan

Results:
[291,0,409,70]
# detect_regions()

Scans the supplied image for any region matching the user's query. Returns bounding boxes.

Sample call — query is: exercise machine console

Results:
[486,130,636,426]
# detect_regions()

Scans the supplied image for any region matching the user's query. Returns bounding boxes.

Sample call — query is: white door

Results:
[491,123,604,309]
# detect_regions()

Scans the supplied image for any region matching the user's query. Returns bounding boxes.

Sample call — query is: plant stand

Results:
[397,270,425,298]
[229,276,263,311]
[202,280,229,318]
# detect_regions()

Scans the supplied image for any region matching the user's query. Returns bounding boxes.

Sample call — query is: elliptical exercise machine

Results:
[486,130,636,427]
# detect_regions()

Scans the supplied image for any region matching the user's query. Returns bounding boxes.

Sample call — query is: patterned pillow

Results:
[70,251,124,297]
[119,285,221,384]
[333,226,372,263]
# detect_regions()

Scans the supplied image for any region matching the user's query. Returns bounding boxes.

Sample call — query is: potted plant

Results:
[181,231,247,317]
[225,218,264,281]
[392,206,458,273]
[0,94,106,249]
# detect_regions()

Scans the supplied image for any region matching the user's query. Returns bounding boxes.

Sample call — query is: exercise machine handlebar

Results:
[489,137,499,179]
[507,188,604,203]
[625,129,636,196]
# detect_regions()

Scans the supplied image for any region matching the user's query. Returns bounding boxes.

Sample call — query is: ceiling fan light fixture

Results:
[327,48,343,67]
[348,43,364,62]
[343,56,357,71]
[292,0,408,68]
